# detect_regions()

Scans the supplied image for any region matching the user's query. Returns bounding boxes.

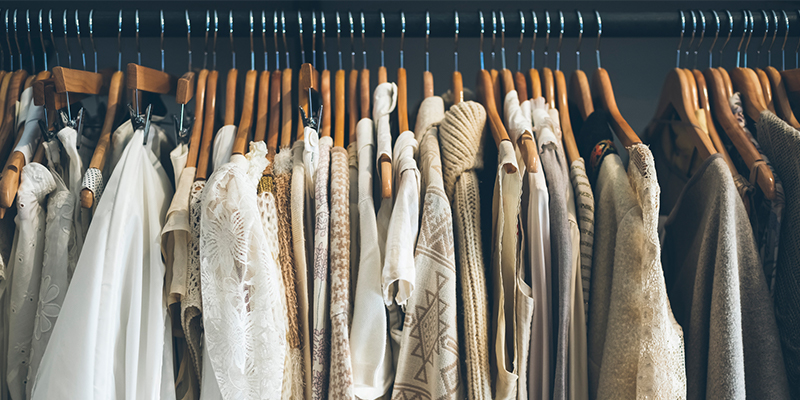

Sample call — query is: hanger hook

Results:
[361,11,366,69]
[261,11,267,70]
[736,10,746,67]
[454,11,459,72]
[229,11,235,69]
[400,11,405,69]
[576,10,583,70]
[795,10,800,69]
[781,10,790,70]
[184,11,191,71]
[677,11,685,68]
[556,10,564,71]
[500,11,507,70]
[13,10,21,71]
[708,10,720,67]
[336,11,342,70]
[5,11,11,71]
[89,10,97,72]
[720,10,733,64]
[685,10,696,67]
[134,9,140,65]
[479,10,484,70]
[491,11,496,68]
[249,10,254,70]
[517,10,525,71]
[767,10,778,66]
[60,10,70,68]
[49,10,59,68]
[273,11,279,70]
[425,10,430,71]
[321,11,327,71]
[281,10,288,69]
[312,11,317,68]
[531,10,538,69]
[297,10,304,64]
[213,10,219,70]
[38,10,47,70]
[693,10,705,69]
[544,10,550,68]
[75,10,86,70]
[380,11,385,68]
[757,10,769,66]
[26,10,34,73]
[203,10,209,69]
[595,10,602,69]
[743,10,754,67]
[348,11,354,70]
[161,10,166,72]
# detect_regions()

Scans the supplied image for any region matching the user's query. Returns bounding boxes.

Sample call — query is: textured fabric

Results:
[80,168,104,203]
[531,98,571,400]
[312,135,332,400]
[304,127,320,190]
[753,111,800,399]
[347,143,360,312]
[161,166,196,306]
[569,159,594,322]
[661,153,789,400]
[489,140,523,400]
[25,168,72,399]
[328,147,354,400]
[211,125,236,171]
[56,127,88,272]
[183,181,205,381]
[438,100,492,400]
[381,131,420,308]
[392,108,462,400]
[728,95,785,295]
[274,147,304,400]
[200,141,286,399]
[31,127,176,400]
[291,141,313,400]
[350,117,394,400]
[374,83,398,167]
[5,163,55,400]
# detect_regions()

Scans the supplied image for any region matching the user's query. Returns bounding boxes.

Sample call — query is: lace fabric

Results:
[200,142,286,399]
[182,180,205,379]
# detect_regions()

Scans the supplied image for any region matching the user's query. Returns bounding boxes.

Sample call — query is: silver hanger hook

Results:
[736,10,746,67]
[361,11,366,69]
[49,10,59,67]
[38,10,47,70]
[312,11,317,68]
[321,11,327,71]
[685,10,696,67]
[781,10,790,70]
[229,11,235,69]
[454,11,459,72]
[5,11,12,71]
[491,11,496,68]
[380,11,385,68]
[281,10,288,68]
[89,10,97,72]
[757,10,769,66]
[261,11,267,70]
[298,10,304,64]
[531,10,538,69]
[60,10,70,68]
[479,10,484,69]
[708,10,720,67]
[348,11,354,70]
[400,11,405,69]
[768,10,778,66]
[135,9,140,65]
[26,10,34,73]
[576,10,583,70]
[795,10,800,69]
[160,10,166,72]
[203,10,209,69]
[721,10,733,65]
[743,10,754,67]
[213,10,218,70]
[677,10,685,68]
[556,10,564,71]
[517,11,525,71]
[595,10,602,69]
[544,10,550,68]
[75,10,86,70]
[273,11,279,70]
[249,10,254,70]
[693,10,705,69]
[425,11,431,71]
[185,11,192,71]
[500,11,506,70]
[13,10,21,71]
[336,11,342,70]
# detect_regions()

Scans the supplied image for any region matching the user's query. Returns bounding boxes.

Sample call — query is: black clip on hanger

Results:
[300,88,323,131]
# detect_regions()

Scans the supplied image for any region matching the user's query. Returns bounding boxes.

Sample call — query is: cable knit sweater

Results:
[439,100,492,400]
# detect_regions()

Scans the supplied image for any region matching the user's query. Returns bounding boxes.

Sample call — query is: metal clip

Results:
[38,119,56,142]
[58,107,86,146]
[128,103,153,145]
[173,113,193,144]
[299,88,323,131]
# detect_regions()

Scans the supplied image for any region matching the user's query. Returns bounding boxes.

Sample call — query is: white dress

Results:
[199,141,286,400]
[31,126,176,400]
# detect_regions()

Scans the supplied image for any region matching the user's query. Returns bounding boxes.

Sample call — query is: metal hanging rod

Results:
[3,9,798,39]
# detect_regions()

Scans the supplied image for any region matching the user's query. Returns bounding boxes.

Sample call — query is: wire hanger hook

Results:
[576,10,584,70]
[75,10,85,70]
[544,10,550,68]
[298,10,304,64]
[500,10,506,70]
[708,10,720,68]
[556,10,564,71]
[454,11,459,72]
[530,10,538,69]
[595,10,602,69]
[479,10,484,70]
[400,11,405,69]
[517,11,525,71]
[38,10,48,70]
[89,10,97,72]
[693,10,705,69]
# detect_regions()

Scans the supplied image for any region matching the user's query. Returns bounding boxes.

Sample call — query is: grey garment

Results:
[661,154,790,400]
[755,111,800,399]
[539,142,571,400]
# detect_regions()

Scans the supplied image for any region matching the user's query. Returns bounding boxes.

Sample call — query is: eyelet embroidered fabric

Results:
[200,141,286,399]
[80,168,105,204]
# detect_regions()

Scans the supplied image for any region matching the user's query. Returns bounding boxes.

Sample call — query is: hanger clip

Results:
[38,119,57,143]
[172,112,193,144]
[128,103,153,145]
[58,107,86,148]
[300,88,323,131]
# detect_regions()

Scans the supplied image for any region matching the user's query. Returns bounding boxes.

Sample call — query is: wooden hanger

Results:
[398,12,410,129]
[232,69,257,156]
[651,68,715,158]
[0,72,13,126]
[195,70,219,181]
[267,70,282,152]
[765,66,800,128]
[253,68,270,144]
[0,70,29,163]
[298,63,317,144]
[320,68,331,138]
[593,68,642,148]
[348,68,358,145]
[555,70,581,163]
[334,69,346,147]
[184,69,209,169]
[542,68,555,108]
[705,67,776,198]
[569,11,593,122]
[692,68,738,176]
[280,66,293,145]
[479,69,515,174]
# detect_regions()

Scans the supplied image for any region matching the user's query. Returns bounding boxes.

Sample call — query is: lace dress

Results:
[199,142,286,399]
[31,126,176,400]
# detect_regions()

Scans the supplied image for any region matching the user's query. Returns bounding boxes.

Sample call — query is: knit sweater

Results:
[439,100,492,400]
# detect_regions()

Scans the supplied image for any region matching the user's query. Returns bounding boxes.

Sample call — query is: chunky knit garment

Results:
[439,100,492,400]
